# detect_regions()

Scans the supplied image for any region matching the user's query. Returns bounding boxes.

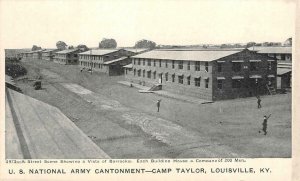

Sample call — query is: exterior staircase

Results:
[148,84,162,91]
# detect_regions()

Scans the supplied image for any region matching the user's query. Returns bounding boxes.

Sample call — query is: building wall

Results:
[54,51,79,65]
[264,53,292,61]
[42,50,59,61]
[127,50,277,101]
[212,50,277,100]
[128,58,213,100]
[78,50,135,74]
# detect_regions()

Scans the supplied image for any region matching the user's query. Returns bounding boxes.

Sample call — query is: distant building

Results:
[42,49,60,61]
[22,49,43,61]
[78,49,136,75]
[125,49,277,101]
[54,49,81,65]
[248,46,292,62]
[248,46,292,90]
[5,49,30,60]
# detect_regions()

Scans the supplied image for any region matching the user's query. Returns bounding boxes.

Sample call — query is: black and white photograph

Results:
[0,0,299,180]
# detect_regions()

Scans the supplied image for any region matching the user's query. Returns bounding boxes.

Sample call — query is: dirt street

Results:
[15,59,291,158]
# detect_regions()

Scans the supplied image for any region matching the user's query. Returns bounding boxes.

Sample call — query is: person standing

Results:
[259,114,271,135]
[156,100,161,112]
[257,96,262,109]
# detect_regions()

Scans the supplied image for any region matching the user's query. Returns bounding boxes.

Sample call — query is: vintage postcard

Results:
[0,0,299,180]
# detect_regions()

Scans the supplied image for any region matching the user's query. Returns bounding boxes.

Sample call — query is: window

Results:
[165,73,168,81]
[134,69,136,76]
[217,80,223,89]
[217,63,222,72]
[125,69,127,74]
[143,70,145,77]
[172,60,175,69]
[268,62,273,70]
[165,60,168,68]
[187,76,190,85]
[187,61,190,70]
[205,62,209,72]
[195,78,200,87]
[159,60,162,67]
[205,79,209,88]
[138,59,141,65]
[147,59,151,66]
[172,74,175,82]
[147,71,151,78]
[281,54,286,60]
[133,59,136,65]
[195,62,200,71]
[153,60,156,67]
[178,61,183,69]
[178,75,183,84]
[138,70,141,77]
[99,64,101,68]
[232,62,241,72]
[153,72,156,79]
[250,62,259,71]
[232,79,241,88]
[143,59,145,65]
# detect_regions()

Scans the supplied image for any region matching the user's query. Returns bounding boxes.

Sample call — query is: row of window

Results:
[133,69,209,88]
[229,62,274,72]
[80,61,104,69]
[133,59,274,73]
[79,55,104,61]
[133,59,209,72]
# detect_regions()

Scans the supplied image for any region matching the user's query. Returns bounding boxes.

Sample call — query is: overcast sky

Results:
[0,0,296,48]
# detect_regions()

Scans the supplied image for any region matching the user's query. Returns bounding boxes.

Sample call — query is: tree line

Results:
[31,38,157,51]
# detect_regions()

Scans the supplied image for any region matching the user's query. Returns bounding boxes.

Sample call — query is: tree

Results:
[56,41,67,50]
[32,45,42,51]
[246,42,256,48]
[68,45,74,49]
[134,39,156,49]
[77,44,89,51]
[99,38,117,49]
[284,37,292,46]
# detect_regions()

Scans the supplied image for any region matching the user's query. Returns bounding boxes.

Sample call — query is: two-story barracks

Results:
[125,49,277,101]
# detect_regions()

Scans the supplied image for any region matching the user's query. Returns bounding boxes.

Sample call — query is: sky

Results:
[0,0,296,49]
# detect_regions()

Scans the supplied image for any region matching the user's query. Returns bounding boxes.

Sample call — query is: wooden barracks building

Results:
[22,49,43,61]
[78,49,135,75]
[54,49,81,65]
[42,49,60,61]
[125,49,277,101]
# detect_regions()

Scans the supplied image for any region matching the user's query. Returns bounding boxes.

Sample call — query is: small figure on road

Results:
[257,96,262,109]
[259,114,271,135]
[156,100,161,112]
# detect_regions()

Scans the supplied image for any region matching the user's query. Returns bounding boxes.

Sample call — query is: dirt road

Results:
[15,59,291,158]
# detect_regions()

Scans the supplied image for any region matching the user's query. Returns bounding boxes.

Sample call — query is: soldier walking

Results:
[156,100,161,112]
[259,114,271,135]
[257,96,262,109]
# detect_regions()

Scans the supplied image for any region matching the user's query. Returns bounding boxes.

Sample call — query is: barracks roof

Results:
[56,49,79,54]
[79,49,119,56]
[248,46,292,54]
[103,57,128,65]
[132,50,242,61]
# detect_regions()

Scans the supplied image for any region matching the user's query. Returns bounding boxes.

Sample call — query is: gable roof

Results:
[248,46,292,54]
[56,49,79,54]
[79,49,120,56]
[103,57,128,65]
[132,50,242,61]
[42,49,59,53]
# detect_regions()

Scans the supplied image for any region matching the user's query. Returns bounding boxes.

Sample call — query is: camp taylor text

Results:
[8,168,272,174]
